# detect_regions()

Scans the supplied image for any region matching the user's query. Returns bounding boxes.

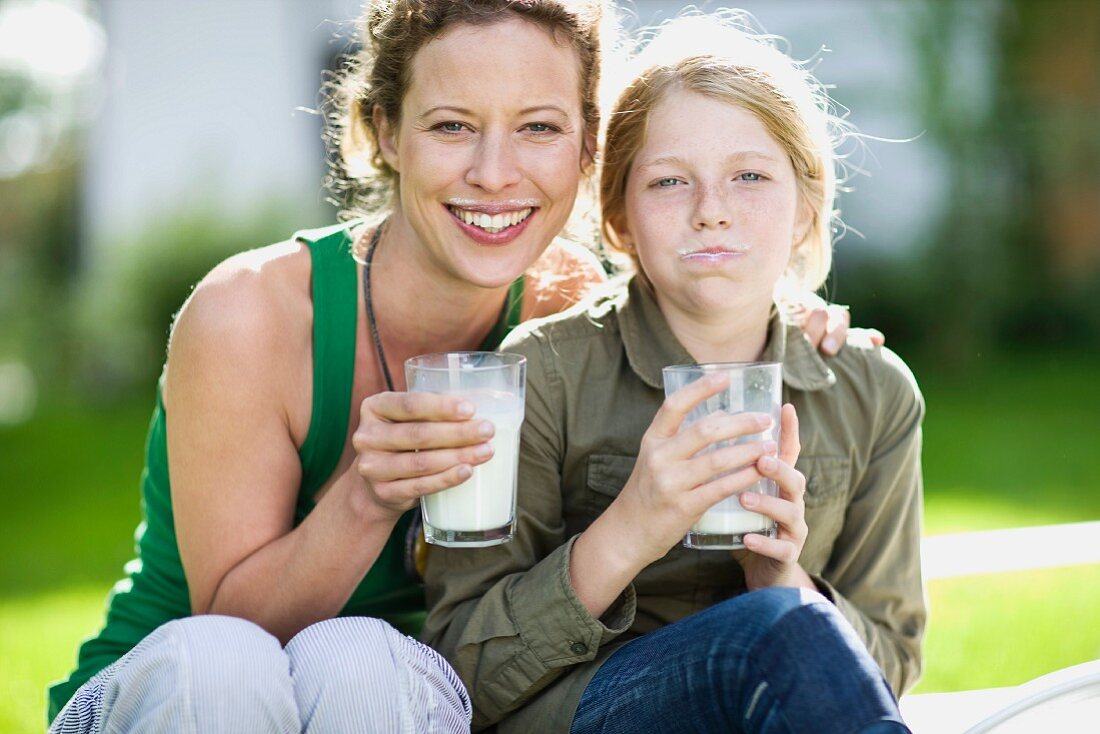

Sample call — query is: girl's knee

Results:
[706,586,828,630]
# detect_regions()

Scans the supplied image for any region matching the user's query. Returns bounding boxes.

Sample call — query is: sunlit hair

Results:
[600,11,847,293]
[324,0,612,223]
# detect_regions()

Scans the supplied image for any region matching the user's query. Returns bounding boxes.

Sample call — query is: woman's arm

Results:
[812,348,927,695]
[168,251,400,644]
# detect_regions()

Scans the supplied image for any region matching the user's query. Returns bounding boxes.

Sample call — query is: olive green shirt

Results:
[423,276,926,733]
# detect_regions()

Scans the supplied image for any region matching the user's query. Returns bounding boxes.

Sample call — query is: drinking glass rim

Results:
[405,351,526,372]
[662,361,781,374]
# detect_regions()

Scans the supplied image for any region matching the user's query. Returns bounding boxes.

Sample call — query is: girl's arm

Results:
[422,335,775,727]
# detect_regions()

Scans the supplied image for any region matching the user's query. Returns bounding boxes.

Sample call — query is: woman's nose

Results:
[465,131,523,192]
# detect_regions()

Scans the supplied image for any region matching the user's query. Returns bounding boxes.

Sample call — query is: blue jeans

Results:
[571,587,909,734]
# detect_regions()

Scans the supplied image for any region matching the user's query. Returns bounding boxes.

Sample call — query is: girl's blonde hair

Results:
[600,11,847,293]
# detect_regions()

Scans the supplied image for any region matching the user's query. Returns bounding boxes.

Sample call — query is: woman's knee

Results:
[286,616,405,685]
[158,615,289,686]
[286,617,470,730]
[99,615,297,732]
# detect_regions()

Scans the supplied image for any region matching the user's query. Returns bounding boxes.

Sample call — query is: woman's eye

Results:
[524,122,559,134]
[737,172,764,181]
[434,122,468,133]
[655,178,681,188]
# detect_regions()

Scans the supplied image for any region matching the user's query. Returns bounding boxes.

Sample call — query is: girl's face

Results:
[618,89,810,319]
[378,17,591,289]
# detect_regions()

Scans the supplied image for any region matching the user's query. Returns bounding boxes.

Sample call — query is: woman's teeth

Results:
[449,206,533,233]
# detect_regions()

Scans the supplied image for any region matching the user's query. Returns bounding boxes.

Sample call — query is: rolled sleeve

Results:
[508,535,636,665]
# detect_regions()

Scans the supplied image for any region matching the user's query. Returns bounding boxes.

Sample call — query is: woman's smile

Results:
[445,201,538,244]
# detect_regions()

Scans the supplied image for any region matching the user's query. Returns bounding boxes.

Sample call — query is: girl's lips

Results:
[680,249,748,265]
[446,205,536,246]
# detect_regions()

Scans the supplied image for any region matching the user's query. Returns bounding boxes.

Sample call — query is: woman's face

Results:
[378,17,590,289]
[618,89,809,320]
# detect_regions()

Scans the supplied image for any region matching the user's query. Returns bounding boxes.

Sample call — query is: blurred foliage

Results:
[73,208,299,398]
[0,163,81,394]
[834,0,1100,364]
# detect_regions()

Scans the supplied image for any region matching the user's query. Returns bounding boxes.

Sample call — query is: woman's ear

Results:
[374,105,400,172]
[581,128,598,171]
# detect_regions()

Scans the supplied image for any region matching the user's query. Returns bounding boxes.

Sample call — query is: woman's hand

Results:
[791,301,885,357]
[610,373,778,566]
[732,404,816,591]
[351,391,497,520]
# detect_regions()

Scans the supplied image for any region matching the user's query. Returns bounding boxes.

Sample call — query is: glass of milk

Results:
[405,352,526,548]
[662,362,782,550]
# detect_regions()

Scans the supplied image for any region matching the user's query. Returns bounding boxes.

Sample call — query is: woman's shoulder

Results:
[163,238,314,402]
[501,276,631,384]
[522,237,608,320]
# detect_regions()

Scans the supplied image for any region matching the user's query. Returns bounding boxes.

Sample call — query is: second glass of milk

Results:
[405,352,526,548]
[662,362,782,550]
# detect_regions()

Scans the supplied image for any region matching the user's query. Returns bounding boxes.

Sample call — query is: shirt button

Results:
[569,641,589,656]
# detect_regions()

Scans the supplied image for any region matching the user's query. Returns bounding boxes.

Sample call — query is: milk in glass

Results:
[422,396,523,533]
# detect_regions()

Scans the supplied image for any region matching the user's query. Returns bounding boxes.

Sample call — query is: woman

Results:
[423,12,924,734]
[48,2,859,731]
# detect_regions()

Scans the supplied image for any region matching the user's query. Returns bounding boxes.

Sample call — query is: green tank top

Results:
[48,222,526,720]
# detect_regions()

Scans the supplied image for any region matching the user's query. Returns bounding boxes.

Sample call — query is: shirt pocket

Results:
[796,455,850,575]
[584,453,637,518]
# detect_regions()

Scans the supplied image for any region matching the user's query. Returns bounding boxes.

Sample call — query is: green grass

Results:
[913,565,1100,694]
[917,353,1100,535]
[0,585,112,734]
[1,353,1098,731]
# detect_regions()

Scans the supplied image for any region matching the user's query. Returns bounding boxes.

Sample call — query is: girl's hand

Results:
[733,404,816,591]
[351,391,496,520]
[611,373,778,565]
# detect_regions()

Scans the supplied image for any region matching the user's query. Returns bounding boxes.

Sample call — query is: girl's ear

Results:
[609,212,635,253]
[794,196,814,245]
[374,105,400,172]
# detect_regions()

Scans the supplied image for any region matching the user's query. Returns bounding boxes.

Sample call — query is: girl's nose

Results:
[692,184,731,230]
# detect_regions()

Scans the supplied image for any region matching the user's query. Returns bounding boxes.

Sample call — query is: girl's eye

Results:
[738,172,764,181]
[655,178,681,188]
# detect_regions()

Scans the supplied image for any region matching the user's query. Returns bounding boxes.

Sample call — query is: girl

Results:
[424,12,923,734]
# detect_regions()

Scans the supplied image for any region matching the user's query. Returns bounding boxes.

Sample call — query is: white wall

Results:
[83,0,361,257]
[84,0,984,264]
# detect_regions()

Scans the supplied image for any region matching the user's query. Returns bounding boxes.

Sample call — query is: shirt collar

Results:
[617,275,836,392]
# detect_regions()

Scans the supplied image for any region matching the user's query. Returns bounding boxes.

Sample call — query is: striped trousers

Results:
[49,615,472,734]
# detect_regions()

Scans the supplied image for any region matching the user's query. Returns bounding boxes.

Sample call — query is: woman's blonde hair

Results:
[600,11,847,293]
[325,0,611,223]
